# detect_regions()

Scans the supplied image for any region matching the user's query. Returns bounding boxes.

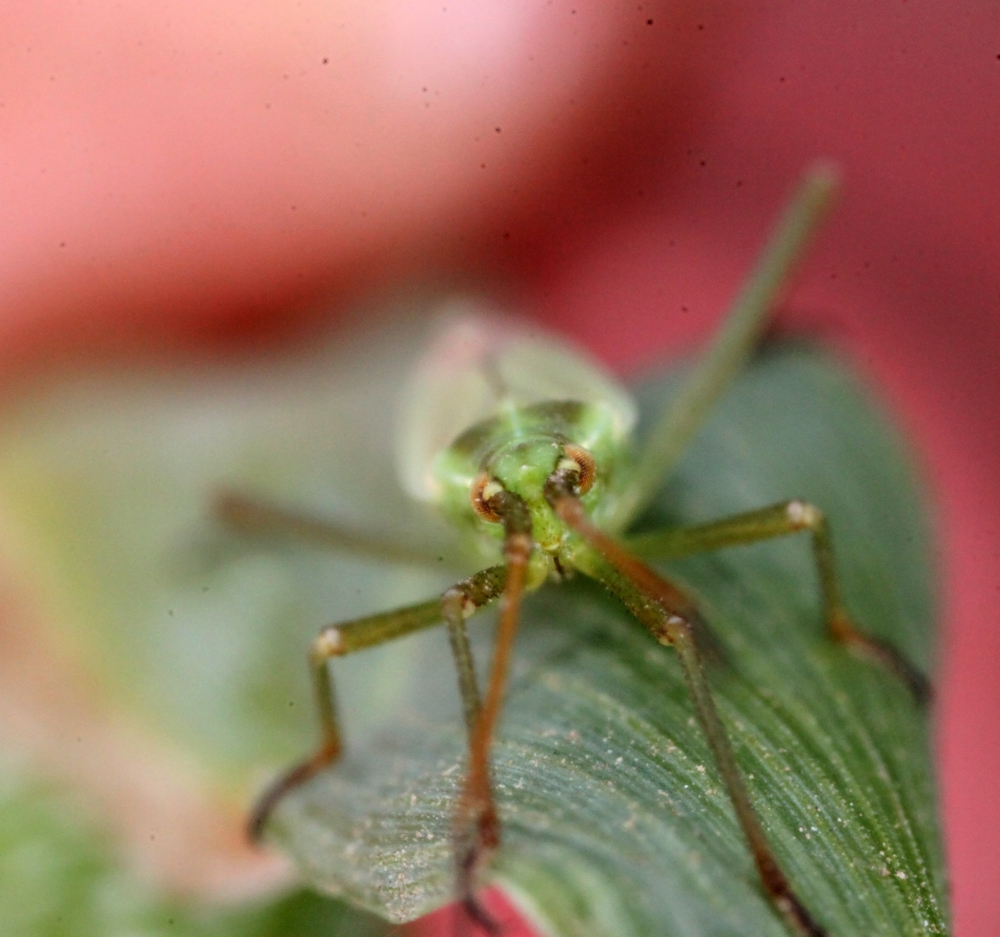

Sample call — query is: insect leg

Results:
[454,490,533,937]
[548,482,826,937]
[609,165,839,531]
[215,490,459,567]
[248,564,507,842]
[626,500,931,703]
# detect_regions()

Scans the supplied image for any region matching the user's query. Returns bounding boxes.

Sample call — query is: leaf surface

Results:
[272,346,946,936]
[0,324,947,936]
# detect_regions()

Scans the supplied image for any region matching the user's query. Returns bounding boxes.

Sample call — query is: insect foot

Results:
[830,611,933,705]
[754,850,828,937]
[246,737,340,842]
[453,796,503,936]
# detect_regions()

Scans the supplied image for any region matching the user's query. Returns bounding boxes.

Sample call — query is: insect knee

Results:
[785,499,824,532]
[311,626,346,662]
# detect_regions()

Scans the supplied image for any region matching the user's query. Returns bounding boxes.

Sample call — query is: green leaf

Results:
[0,322,947,936]
[268,345,947,936]
[0,759,390,937]
[0,319,460,783]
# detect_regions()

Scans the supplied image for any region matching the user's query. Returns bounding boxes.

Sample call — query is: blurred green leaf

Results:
[0,323,947,936]
[0,318,460,783]
[0,760,389,937]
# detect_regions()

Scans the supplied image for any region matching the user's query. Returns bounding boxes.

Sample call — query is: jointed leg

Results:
[215,490,457,567]
[248,564,507,841]
[548,482,826,937]
[583,550,825,937]
[609,166,839,531]
[453,490,533,937]
[626,500,931,703]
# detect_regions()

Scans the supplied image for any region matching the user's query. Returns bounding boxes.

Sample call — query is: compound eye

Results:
[557,444,596,495]
[470,472,505,523]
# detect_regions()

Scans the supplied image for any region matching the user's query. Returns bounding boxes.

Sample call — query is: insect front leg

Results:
[248,564,507,842]
[589,557,826,937]
[626,500,931,703]
[548,481,826,937]
[452,490,533,937]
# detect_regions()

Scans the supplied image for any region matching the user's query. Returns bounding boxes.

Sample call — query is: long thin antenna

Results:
[609,163,841,531]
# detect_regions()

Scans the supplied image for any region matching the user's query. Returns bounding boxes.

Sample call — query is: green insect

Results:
[228,166,929,937]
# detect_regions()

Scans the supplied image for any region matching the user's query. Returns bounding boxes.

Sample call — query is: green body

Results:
[433,399,631,566]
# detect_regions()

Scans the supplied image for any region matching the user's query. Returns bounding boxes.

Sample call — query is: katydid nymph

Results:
[227,166,930,937]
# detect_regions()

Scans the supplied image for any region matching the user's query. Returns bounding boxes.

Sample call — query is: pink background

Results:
[1,2,997,934]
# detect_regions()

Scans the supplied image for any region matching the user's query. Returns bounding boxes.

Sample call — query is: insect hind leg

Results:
[608,165,840,531]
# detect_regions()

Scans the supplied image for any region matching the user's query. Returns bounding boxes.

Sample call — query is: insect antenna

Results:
[453,487,532,936]
[479,350,510,403]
